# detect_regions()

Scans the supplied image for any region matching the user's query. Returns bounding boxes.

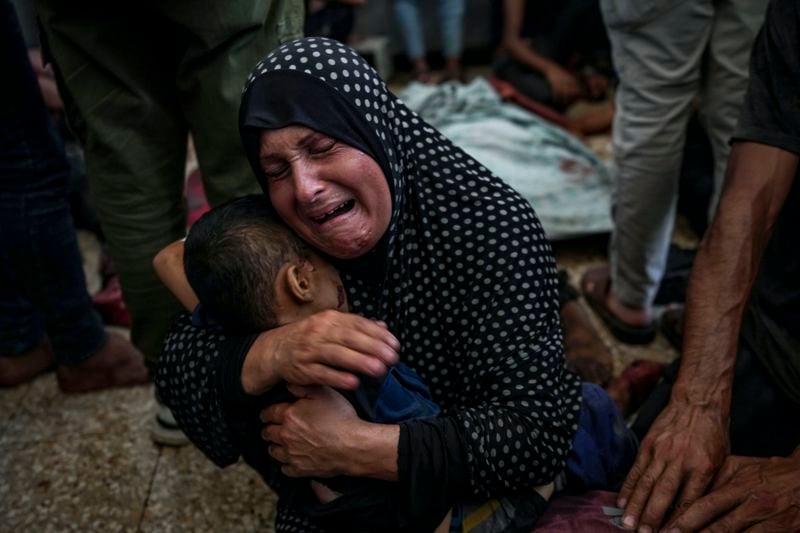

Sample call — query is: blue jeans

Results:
[0,0,106,363]
[393,0,465,61]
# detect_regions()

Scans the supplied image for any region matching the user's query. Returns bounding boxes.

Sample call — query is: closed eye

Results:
[263,164,289,180]
[309,138,337,154]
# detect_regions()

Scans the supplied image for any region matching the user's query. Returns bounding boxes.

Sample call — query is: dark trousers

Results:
[493,0,609,110]
[34,0,302,366]
[305,2,355,43]
[632,339,800,458]
[0,0,105,363]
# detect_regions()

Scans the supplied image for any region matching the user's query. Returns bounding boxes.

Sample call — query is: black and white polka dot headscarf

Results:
[240,37,580,524]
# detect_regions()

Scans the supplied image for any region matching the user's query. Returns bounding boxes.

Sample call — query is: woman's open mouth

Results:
[311,199,355,224]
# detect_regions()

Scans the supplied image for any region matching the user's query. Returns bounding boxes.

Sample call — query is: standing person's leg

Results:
[35,3,188,369]
[701,0,767,220]
[166,0,304,208]
[436,0,464,80]
[393,0,430,81]
[0,0,146,390]
[583,0,714,342]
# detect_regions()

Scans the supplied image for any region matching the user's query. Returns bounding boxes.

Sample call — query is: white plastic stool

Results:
[353,35,393,81]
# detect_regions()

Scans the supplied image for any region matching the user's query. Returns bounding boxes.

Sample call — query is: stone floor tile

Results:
[140,446,277,533]
[0,428,159,532]
[1,374,154,446]
[0,380,30,440]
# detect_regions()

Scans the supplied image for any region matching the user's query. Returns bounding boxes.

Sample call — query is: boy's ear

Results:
[284,261,315,303]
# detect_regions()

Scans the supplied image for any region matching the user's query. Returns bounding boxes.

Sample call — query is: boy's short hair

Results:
[184,194,310,333]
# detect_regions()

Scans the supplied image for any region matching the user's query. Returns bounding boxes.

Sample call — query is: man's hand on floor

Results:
[617,400,729,531]
[665,452,800,532]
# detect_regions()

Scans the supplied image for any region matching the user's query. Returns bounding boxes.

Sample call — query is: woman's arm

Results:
[261,316,577,490]
[155,314,254,467]
[152,240,199,311]
[261,384,401,479]
[241,310,401,394]
[156,310,401,466]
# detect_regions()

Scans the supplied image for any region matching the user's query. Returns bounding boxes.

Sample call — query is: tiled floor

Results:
[0,238,682,533]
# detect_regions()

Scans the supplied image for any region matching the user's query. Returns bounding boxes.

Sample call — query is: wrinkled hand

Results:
[618,401,729,531]
[545,65,581,104]
[249,310,399,392]
[665,452,800,532]
[261,384,362,478]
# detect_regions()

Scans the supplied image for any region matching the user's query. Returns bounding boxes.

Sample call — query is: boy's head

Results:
[184,195,348,333]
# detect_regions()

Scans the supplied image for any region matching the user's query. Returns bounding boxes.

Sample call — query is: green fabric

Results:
[35,0,304,365]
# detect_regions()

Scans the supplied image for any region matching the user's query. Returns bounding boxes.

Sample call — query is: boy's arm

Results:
[153,240,199,311]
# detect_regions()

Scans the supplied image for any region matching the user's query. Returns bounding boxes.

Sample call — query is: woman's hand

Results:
[242,310,400,394]
[262,384,400,479]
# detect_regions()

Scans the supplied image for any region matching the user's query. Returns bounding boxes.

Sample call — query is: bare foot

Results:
[0,341,55,387]
[561,300,613,385]
[56,332,149,393]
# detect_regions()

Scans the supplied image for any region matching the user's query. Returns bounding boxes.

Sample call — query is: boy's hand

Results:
[243,310,399,394]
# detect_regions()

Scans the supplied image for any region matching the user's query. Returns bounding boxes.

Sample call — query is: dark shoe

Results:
[581,266,655,345]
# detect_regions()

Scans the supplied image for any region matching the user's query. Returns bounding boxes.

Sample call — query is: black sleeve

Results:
[733,0,800,155]
[395,417,471,528]
[397,316,580,509]
[155,314,259,467]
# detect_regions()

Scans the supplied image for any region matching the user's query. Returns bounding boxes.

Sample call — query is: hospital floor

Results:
[0,70,687,532]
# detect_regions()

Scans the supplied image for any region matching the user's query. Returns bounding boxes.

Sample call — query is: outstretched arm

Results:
[619,142,798,531]
[153,240,199,311]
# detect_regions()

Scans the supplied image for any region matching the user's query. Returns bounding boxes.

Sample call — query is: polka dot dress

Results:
[158,37,581,532]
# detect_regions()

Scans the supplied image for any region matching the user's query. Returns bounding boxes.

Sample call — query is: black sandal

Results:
[581,266,656,345]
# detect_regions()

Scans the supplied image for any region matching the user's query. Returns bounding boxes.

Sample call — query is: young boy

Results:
[155,195,447,532]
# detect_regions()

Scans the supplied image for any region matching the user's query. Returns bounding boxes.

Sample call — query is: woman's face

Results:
[258,126,392,259]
